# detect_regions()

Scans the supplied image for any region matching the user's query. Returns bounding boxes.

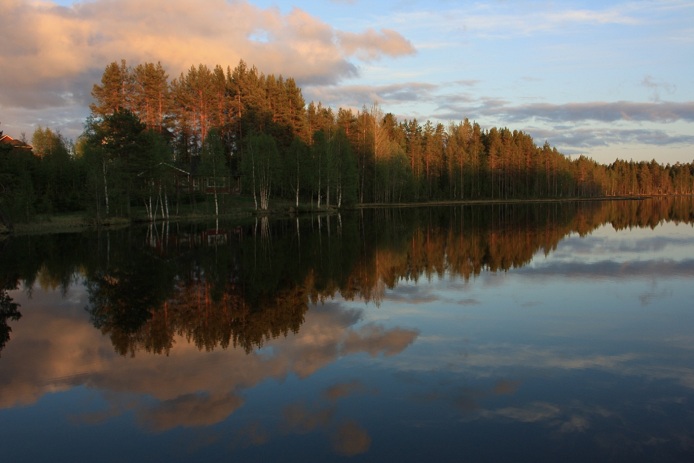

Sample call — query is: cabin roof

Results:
[0,134,33,150]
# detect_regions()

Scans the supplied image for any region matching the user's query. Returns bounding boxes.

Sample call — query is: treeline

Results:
[2,59,694,224]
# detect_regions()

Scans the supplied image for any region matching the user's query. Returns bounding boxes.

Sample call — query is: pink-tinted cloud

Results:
[338,28,416,61]
[0,0,414,106]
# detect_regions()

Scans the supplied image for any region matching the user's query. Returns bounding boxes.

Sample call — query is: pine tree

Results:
[90,60,134,118]
[132,62,170,131]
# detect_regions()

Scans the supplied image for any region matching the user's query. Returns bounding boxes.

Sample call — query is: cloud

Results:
[456,298,480,306]
[432,97,694,153]
[337,28,415,61]
[388,2,644,42]
[0,0,414,137]
[432,81,694,122]
[491,101,694,124]
[306,82,437,109]
[642,75,677,102]
[527,127,694,150]
[434,98,694,126]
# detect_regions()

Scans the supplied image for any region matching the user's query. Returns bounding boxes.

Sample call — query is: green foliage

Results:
[3,58,694,228]
[330,128,358,206]
[241,132,280,210]
[83,108,148,218]
[84,59,694,207]
[283,136,311,207]
[32,127,83,213]
[200,128,230,216]
[0,144,37,223]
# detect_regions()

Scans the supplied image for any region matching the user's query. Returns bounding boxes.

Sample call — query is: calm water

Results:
[1,199,694,462]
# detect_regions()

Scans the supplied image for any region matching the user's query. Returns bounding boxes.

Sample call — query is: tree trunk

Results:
[102,158,109,216]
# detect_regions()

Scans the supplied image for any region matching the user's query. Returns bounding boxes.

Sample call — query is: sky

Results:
[1,0,693,165]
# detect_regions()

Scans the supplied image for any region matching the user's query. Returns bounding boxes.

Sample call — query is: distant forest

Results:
[1,59,693,225]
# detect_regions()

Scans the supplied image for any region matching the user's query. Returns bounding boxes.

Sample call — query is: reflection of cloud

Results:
[560,415,590,433]
[343,324,419,357]
[0,286,105,409]
[441,342,694,392]
[277,379,376,453]
[139,393,244,431]
[479,402,593,434]
[455,393,482,414]
[0,288,418,433]
[493,379,521,395]
[331,420,371,456]
[468,347,640,371]
[382,285,439,305]
[282,403,334,434]
[559,234,694,256]
[324,380,369,401]
[232,421,269,447]
[485,401,561,423]
[516,259,694,280]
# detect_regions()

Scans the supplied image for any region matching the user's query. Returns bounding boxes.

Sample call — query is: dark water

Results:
[1,199,694,462]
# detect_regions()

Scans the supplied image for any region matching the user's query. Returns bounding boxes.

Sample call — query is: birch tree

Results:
[242,133,279,211]
[200,128,228,217]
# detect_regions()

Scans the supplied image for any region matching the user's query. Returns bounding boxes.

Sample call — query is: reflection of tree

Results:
[4,197,694,357]
[85,248,179,356]
[0,237,21,355]
[0,287,21,356]
[85,197,694,355]
[145,278,309,354]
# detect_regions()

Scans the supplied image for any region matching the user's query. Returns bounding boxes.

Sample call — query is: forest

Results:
[1,59,694,227]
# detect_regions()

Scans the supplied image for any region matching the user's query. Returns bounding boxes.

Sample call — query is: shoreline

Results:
[0,194,683,236]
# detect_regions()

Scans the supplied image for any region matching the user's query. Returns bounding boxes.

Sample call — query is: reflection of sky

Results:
[537,221,694,265]
[0,283,419,461]
[353,221,694,460]
[2,222,694,461]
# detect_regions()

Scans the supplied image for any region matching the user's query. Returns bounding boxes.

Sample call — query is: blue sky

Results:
[1,0,692,164]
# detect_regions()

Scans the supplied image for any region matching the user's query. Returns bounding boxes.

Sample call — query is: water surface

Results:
[1,199,693,462]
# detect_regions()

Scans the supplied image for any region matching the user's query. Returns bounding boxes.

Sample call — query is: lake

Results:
[1,198,694,462]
